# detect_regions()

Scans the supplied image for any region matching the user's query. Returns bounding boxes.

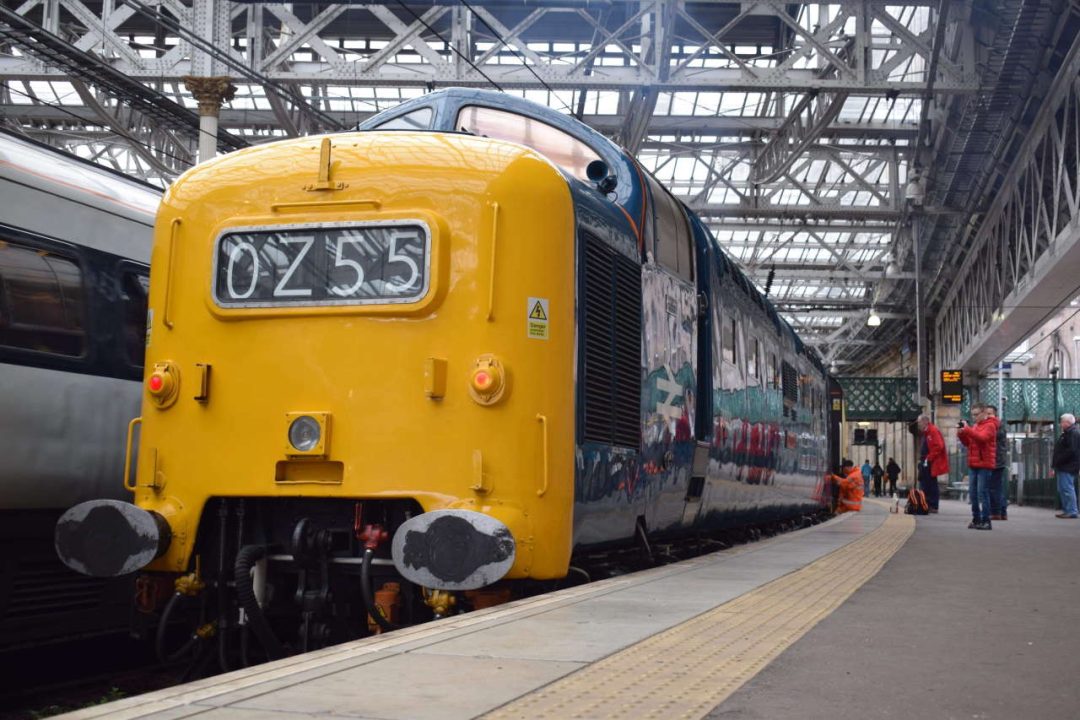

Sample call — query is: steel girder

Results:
[0,103,922,141]
[0,1,248,175]
[934,29,1080,374]
[0,0,981,354]
[0,0,978,92]
[644,143,906,221]
[833,0,1072,374]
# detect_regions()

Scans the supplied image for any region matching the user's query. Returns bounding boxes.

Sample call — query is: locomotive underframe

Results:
[150,496,441,667]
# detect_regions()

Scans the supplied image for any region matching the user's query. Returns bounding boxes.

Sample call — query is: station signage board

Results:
[941,370,963,405]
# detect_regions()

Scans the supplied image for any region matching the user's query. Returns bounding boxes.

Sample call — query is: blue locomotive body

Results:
[362,89,832,550]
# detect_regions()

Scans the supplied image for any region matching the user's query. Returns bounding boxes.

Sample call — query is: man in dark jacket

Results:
[885,458,901,496]
[1052,413,1080,519]
[958,403,997,530]
[986,405,1008,520]
[917,414,948,513]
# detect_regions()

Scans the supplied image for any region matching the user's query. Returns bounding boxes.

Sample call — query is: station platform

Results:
[59,499,1080,720]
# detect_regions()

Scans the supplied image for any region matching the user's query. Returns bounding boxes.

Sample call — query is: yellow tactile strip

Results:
[484,504,914,720]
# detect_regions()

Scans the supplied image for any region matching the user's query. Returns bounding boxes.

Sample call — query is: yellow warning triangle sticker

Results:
[529,301,548,321]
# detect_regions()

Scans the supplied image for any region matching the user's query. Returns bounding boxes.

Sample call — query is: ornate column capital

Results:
[182,76,237,118]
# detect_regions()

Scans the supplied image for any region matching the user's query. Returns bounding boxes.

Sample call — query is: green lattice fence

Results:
[838,377,921,422]
[841,378,1080,423]
[963,379,1080,422]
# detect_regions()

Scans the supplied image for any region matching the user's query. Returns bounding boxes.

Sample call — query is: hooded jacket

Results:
[958,416,998,470]
[921,422,949,477]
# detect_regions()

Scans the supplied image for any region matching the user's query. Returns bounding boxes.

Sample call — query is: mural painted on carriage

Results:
[641,363,696,477]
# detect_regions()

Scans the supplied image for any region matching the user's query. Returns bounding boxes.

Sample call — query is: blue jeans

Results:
[1057,471,1079,516]
[989,468,1007,516]
[970,468,992,524]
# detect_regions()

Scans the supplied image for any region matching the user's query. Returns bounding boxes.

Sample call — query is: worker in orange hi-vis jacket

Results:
[831,459,864,513]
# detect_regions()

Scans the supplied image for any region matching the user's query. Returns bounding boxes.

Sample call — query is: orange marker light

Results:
[468,355,506,405]
[146,362,179,407]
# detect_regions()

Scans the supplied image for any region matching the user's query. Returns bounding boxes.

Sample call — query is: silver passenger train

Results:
[0,130,160,648]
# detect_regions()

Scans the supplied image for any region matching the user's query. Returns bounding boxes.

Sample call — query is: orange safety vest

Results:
[835,467,864,513]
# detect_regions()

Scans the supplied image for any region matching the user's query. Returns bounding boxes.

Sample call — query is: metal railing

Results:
[945,435,1063,509]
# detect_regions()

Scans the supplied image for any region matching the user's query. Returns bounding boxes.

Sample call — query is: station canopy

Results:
[4,1,1051,373]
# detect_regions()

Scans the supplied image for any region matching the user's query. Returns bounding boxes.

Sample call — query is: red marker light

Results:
[148,374,164,392]
[468,356,505,404]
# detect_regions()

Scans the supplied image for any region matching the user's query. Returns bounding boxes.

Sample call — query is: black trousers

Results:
[918,463,940,510]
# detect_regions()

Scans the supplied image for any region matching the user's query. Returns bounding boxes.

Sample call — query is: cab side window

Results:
[373,107,433,131]
[642,173,693,283]
[456,105,601,182]
[0,238,85,356]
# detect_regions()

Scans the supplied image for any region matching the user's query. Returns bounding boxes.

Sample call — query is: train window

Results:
[372,107,433,131]
[723,315,737,364]
[456,105,601,182]
[0,239,85,356]
[767,352,778,388]
[121,271,149,367]
[781,361,799,405]
[748,338,760,381]
[642,172,694,283]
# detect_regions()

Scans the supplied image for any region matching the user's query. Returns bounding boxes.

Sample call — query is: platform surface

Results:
[710,499,1080,720]
[60,498,1080,719]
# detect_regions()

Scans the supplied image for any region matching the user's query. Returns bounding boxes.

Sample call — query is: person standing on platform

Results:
[958,403,997,530]
[1051,413,1080,519]
[916,414,948,513]
[872,461,885,497]
[885,457,901,496]
[861,459,872,496]
[986,405,1008,521]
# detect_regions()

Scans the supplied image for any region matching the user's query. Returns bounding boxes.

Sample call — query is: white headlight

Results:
[288,415,322,452]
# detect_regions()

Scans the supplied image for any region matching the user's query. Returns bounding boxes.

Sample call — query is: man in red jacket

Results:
[916,414,949,513]
[958,403,998,530]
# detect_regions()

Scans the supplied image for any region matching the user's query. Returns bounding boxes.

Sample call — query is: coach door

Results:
[640,175,699,531]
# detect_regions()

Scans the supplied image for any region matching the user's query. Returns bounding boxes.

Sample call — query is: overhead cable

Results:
[458,0,574,114]
[394,0,504,92]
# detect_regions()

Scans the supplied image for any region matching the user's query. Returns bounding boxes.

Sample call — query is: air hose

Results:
[361,548,399,632]
[234,545,286,660]
[155,591,199,664]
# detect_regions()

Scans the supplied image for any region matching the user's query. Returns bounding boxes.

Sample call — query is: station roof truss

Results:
[2,0,1072,374]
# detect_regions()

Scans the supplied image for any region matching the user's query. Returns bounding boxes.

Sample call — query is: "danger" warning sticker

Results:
[527,297,549,340]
